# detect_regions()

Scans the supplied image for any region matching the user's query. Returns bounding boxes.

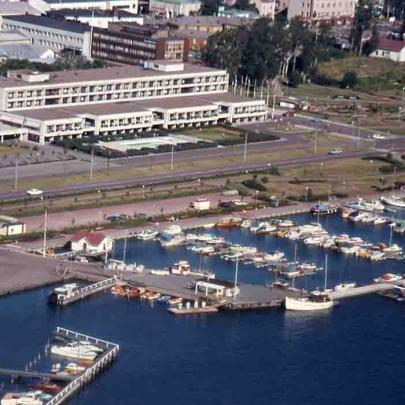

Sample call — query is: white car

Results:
[328,148,343,155]
[26,188,43,196]
[372,133,386,140]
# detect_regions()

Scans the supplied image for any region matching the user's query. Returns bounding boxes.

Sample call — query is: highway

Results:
[0,149,373,202]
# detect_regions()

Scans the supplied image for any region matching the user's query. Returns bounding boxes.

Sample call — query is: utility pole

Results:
[14,156,18,191]
[123,230,128,263]
[243,132,248,162]
[271,93,276,120]
[233,258,239,300]
[42,209,48,257]
[89,148,94,180]
[314,128,318,154]
[170,144,174,170]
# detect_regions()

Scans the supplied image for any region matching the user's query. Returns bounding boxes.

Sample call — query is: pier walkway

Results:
[329,282,403,300]
[46,327,119,405]
[57,277,116,306]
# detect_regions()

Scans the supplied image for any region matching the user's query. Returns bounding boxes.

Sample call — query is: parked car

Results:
[269,197,280,207]
[26,188,43,196]
[328,148,343,155]
[106,214,122,222]
[372,133,386,140]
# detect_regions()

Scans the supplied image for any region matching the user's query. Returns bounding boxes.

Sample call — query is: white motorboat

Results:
[381,195,405,208]
[48,283,79,305]
[365,200,385,211]
[256,223,277,235]
[278,220,295,228]
[374,273,403,283]
[383,244,403,255]
[1,391,44,405]
[334,282,356,291]
[340,245,361,255]
[136,228,158,240]
[241,219,252,228]
[161,224,182,236]
[373,217,387,225]
[304,236,325,245]
[285,295,334,311]
[264,251,285,262]
[50,344,98,360]
[369,251,385,261]
[170,260,191,275]
[159,234,185,247]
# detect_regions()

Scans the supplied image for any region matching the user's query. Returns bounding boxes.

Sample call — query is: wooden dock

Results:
[329,282,398,300]
[45,327,119,405]
[57,277,116,306]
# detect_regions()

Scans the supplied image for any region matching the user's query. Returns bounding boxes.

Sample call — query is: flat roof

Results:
[10,92,260,120]
[48,8,138,18]
[0,64,225,88]
[3,14,90,34]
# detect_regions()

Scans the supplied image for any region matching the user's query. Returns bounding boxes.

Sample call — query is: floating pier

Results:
[56,277,116,306]
[329,282,402,300]
[45,327,119,405]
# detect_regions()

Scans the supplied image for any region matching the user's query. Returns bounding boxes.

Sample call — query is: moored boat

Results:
[217,217,242,228]
[285,294,334,311]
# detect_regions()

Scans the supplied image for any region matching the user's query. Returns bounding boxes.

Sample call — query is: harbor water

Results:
[1,213,405,404]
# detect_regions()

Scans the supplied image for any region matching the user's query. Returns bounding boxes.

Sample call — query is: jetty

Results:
[45,327,119,405]
[56,277,116,306]
[329,282,404,300]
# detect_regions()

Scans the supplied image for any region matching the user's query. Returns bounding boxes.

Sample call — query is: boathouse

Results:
[69,231,113,253]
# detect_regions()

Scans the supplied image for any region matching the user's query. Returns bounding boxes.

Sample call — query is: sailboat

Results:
[285,254,334,311]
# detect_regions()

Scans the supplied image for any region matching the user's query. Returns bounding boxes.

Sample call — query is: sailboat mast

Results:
[324,253,328,291]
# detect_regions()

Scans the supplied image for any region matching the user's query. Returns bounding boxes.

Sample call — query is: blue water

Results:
[1,214,405,405]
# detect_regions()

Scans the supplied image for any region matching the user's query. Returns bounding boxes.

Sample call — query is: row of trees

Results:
[202,18,344,83]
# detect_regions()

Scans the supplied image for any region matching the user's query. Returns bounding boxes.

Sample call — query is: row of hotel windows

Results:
[3,23,84,44]
[301,1,354,6]
[6,76,227,99]
[6,85,227,109]
[94,35,156,50]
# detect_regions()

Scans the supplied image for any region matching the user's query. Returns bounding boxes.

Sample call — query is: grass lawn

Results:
[181,127,242,142]
[0,145,27,155]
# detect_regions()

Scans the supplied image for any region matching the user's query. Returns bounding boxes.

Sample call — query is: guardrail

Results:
[46,327,119,405]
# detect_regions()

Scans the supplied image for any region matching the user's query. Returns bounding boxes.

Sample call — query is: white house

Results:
[0,215,26,236]
[370,37,405,62]
[70,231,113,253]
[195,279,239,297]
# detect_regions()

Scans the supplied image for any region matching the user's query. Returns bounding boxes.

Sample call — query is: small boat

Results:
[202,223,215,229]
[171,260,191,275]
[381,195,405,208]
[256,223,277,235]
[285,294,333,311]
[217,217,242,228]
[334,282,356,291]
[278,219,295,228]
[374,273,403,283]
[264,251,285,262]
[168,297,183,306]
[64,362,86,375]
[136,228,158,240]
[369,251,385,261]
[28,383,62,396]
[383,244,403,255]
[159,234,185,247]
[50,344,98,361]
[144,291,160,300]
[161,224,182,236]
[240,219,252,228]
[48,283,80,305]
[373,217,387,225]
[1,391,44,405]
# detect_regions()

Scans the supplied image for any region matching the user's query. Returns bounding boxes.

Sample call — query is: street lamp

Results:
[267,162,271,177]
[255,190,259,208]
[142,184,145,199]
[305,186,309,202]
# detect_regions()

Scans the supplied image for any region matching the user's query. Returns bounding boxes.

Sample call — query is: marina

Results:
[0,327,119,405]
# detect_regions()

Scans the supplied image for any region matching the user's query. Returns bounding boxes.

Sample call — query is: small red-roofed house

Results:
[70,230,113,253]
[371,37,405,62]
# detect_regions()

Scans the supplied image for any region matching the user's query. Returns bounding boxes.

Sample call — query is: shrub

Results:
[242,179,267,191]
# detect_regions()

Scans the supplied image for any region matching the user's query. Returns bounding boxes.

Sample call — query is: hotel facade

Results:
[0,61,266,144]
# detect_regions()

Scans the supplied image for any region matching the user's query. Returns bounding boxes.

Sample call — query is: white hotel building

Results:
[0,61,266,144]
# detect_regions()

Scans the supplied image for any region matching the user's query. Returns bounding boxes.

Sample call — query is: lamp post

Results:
[305,186,309,202]
[267,162,271,177]
[142,184,145,199]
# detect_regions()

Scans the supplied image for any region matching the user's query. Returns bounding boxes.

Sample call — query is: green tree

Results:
[341,71,357,89]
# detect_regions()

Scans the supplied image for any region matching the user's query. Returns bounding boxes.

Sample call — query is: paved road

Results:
[0,135,305,181]
[0,149,374,202]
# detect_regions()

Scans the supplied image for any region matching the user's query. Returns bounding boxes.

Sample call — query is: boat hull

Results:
[285,296,334,311]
